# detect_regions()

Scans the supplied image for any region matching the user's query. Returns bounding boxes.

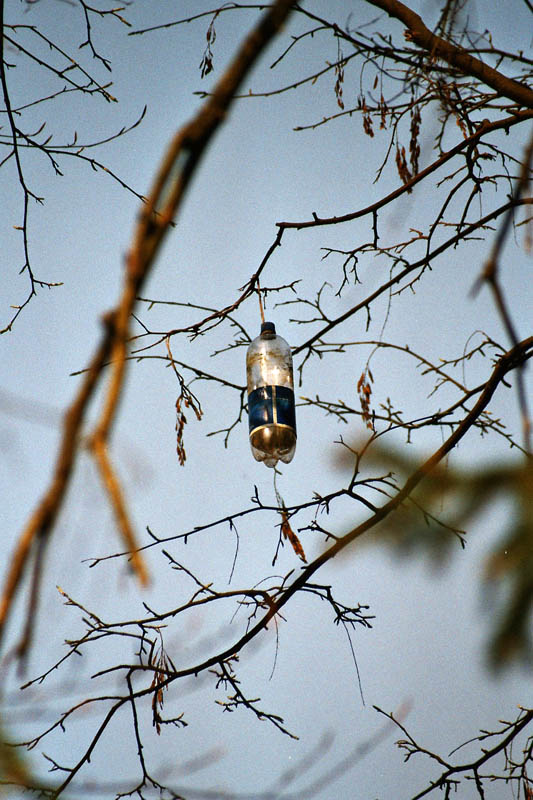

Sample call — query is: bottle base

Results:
[250,426,296,467]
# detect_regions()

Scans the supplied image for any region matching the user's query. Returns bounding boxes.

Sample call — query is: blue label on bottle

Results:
[248,385,296,435]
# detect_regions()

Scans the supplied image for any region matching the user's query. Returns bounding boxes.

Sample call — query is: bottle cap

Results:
[261,321,276,334]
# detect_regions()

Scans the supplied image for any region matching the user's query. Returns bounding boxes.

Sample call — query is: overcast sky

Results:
[1,1,532,798]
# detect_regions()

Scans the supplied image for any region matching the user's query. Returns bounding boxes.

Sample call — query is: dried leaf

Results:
[395,144,412,191]
[199,12,219,78]
[175,396,188,466]
[379,93,388,130]
[361,98,374,138]
[150,643,172,735]
[281,511,307,562]
[334,60,345,110]
[409,103,421,176]
[357,370,375,431]
[169,342,203,467]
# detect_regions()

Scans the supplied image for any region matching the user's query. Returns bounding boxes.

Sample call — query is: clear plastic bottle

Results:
[246,321,297,467]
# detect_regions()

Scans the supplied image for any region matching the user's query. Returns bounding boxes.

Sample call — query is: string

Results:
[257,278,265,324]
[273,467,284,509]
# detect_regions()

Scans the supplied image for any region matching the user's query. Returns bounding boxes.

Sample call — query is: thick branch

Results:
[0,314,116,654]
[366,0,533,108]
[1,0,296,660]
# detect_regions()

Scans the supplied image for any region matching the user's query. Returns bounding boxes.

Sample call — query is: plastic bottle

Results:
[246,321,297,468]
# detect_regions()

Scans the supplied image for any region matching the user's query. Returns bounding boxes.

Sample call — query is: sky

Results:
[1,1,532,798]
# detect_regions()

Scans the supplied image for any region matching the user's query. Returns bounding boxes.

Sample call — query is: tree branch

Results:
[366,0,533,109]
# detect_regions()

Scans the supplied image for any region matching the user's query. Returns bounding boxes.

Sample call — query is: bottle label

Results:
[248,385,296,435]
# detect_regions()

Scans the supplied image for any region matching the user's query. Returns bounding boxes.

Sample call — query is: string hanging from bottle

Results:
[256,278,265,325]
[272,471,307,564]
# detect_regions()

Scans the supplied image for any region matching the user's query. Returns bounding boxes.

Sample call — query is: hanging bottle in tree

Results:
[246,321,297,468]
